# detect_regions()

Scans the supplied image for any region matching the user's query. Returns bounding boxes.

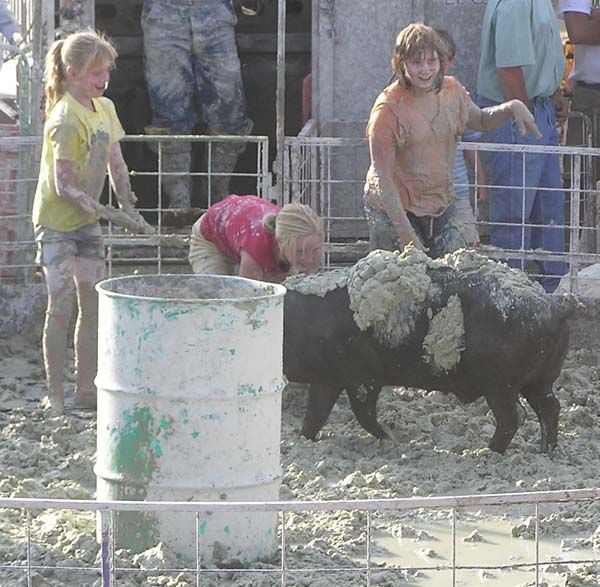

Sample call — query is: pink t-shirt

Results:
[200,195,289,276]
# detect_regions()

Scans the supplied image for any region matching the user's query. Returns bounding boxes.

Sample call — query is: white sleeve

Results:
[558,0,592,17]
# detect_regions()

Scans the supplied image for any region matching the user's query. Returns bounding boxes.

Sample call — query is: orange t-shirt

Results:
[365,76,471,217]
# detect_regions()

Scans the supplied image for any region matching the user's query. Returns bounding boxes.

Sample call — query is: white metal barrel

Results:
[94,274,286,563]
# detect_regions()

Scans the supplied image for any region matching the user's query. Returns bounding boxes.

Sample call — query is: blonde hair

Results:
[263,202,324,265]
[44,29,118,116]
[391,23,448,93]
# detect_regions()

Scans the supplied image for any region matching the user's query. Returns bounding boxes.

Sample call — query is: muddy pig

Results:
[282,248,577,454]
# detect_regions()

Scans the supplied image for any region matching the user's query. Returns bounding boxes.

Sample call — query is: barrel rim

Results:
[95,273,287,303]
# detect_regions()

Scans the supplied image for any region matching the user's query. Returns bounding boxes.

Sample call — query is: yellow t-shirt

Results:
[32,92,125,231]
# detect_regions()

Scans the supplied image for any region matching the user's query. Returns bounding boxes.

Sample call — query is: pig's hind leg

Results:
[485,392,521,454]
[301,383,343,440]
[346,383,391,440]
[521,382,560,453]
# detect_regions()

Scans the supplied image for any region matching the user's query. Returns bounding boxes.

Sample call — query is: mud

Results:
[284,268,349,297]
[348,248,431,347]
[422,294,464,372]
[0,297,599,587]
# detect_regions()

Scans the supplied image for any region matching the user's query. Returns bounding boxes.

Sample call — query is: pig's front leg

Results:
[301,383,343,440]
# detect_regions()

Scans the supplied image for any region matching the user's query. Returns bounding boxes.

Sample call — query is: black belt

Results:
[577,81,600,90]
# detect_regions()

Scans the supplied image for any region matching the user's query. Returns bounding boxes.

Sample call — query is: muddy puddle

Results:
[372,517,597,586]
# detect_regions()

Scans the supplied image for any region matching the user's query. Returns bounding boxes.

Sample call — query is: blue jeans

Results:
[142,0,253,135]
[477,96,566,293]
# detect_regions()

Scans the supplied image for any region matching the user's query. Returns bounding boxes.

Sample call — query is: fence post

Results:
[100,510,113,587]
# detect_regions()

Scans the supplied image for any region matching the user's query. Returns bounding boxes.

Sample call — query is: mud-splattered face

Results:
[286,233,323,275]
[404,49,441,93]
[67,60,112,105]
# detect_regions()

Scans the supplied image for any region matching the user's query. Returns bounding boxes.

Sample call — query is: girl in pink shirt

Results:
[189,195,324,280]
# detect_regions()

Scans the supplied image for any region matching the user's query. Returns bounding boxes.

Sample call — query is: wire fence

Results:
[1,489,599,586]
[283,121,600,294]
[1,126,600,293]
[0,133,270,283]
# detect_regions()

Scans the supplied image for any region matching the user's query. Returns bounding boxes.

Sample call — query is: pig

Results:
[282,248,577,454]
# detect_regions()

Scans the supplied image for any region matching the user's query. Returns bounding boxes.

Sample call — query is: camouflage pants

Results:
[365,203,469,258]
[142,0,252,135]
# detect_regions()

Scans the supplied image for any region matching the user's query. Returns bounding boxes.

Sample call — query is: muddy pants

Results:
[142,0,252,136]
[142,0,253,206]
[188,215,236,274]
[365,203,468,259]
[35,223,105,410]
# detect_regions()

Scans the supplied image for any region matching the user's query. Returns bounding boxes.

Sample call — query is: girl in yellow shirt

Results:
[32,30,151,414]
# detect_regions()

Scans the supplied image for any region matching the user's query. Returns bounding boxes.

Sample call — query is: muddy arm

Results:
[466,98,541,138]
[108,142,136,209]
[367,137,424,250]
[54,159,110,218]
[107,143,155,234]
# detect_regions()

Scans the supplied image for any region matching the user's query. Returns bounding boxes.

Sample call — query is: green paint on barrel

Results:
[105,406,174,552]
[123,299,140,320]
[237,384,264,397]
[160,304,193,321]
[112,407,156,477]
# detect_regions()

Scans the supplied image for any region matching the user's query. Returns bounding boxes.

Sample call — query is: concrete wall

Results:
[314,0,487,125]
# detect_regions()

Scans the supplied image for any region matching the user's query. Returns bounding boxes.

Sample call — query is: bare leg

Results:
[346,384,390,440]
[522,383,560,453]
[301,383,342,440]
[73,256,105,408]
[42,258,76,414]
[485,393,521,454]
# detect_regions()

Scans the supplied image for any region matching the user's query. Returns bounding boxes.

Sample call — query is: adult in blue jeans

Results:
[142,0,253,208]
[477,0,569,293]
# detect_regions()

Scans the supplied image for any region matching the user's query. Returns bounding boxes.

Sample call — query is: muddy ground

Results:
[0,301,599,586]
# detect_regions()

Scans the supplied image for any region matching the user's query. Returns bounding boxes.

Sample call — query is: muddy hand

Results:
[103,205,155,234]
[510,100,542,139]
[123,208,155,235]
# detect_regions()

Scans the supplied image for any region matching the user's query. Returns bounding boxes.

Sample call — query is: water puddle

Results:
[370,517,597,586]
